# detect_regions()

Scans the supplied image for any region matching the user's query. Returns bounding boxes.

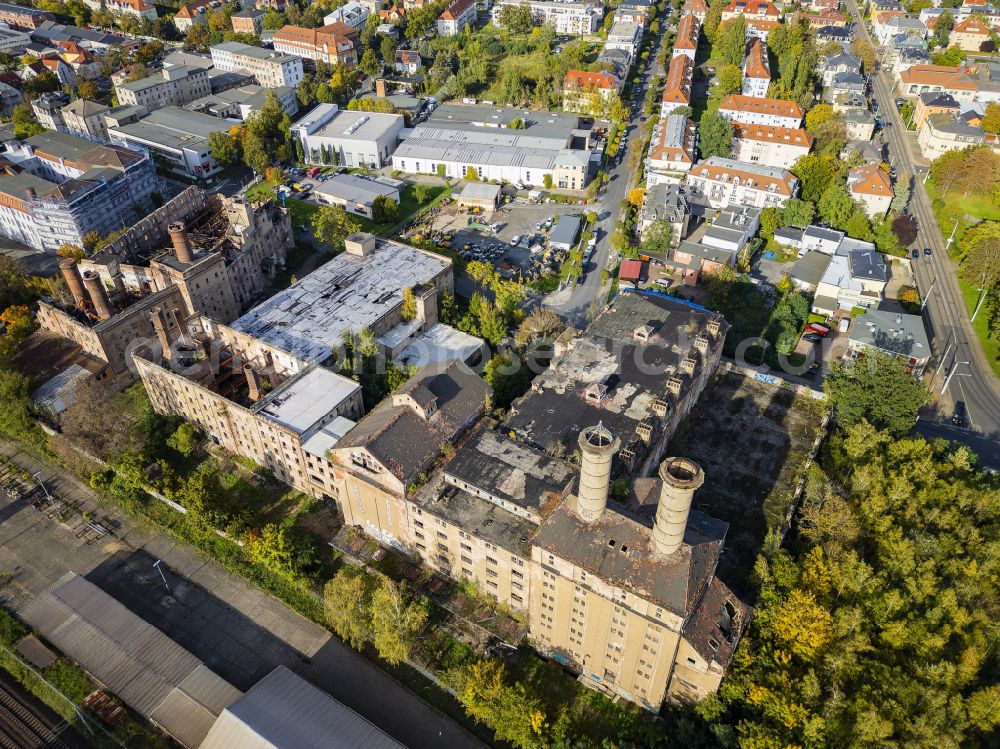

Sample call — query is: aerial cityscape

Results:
[0,0,997,746]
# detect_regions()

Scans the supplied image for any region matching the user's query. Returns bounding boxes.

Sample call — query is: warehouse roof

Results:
[200,666,405,749]
[110,107,231,151]
[314,173,400,206]
[21,573,241,749]
[230,238,450,364]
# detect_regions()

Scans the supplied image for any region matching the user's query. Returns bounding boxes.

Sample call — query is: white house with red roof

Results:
[847,163,894,219]
[437,0,476,35]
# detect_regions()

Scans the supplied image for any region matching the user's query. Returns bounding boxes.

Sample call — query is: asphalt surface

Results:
[550,21,671,327]
[846,0,1000,462]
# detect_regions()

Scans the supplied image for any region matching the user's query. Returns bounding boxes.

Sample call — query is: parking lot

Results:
[405,197,593,283]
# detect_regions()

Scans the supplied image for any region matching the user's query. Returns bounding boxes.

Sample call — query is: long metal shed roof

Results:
[199,665,407,749]
[21,573,242,749]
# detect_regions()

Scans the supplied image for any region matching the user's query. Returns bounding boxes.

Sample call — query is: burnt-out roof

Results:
[504,293,724,454]
[532,495,728,615]
[683,576,751,667]
[443,424,574,522]
[336,361,489,484]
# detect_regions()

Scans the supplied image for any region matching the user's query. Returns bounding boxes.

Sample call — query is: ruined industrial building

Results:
[34,186,293,387]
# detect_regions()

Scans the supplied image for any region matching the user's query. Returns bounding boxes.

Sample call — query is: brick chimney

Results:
[59,258,87,309]
[575,423,620,522]
[81,270,113,321]
[168,221,194,264]
[651,457,704,556]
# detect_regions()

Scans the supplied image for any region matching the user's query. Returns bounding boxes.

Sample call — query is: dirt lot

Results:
[667,370,828,600]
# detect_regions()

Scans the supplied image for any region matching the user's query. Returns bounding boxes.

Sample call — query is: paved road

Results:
[0,444,487,749]
[550,22,671,327]
[846,0,1000,445]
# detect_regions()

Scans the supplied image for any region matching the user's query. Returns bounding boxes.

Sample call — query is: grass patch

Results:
[926,178,1000,259]
[958,277,1000,381]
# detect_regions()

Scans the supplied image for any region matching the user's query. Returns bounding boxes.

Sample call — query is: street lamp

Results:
[942,361,970,395]
[32,471,52,502]
[945,219,959,250]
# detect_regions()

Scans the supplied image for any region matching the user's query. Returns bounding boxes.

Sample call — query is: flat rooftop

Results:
[395,322,485,369]
[229,239,450,364]
[296,106,403,142]
[314,173,400,205]
[111,107,231,150]
[255,366,361,436]
[849,309,930,358]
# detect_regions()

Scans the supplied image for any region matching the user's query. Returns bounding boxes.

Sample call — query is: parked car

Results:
[807,323,830,335]
[838,317,850,333]
[803,333,823,343]
[912,248,920,260]
[924,247,932,256]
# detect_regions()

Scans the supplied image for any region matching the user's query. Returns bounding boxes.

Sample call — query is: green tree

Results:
[0,368,38,442]
[370,578,428,666]
[817,186,856,229]
[471,292,507,346]
[323,569,371,650]
[982,102,1000,135]
[851,38,878,74]
[400,286,416,321]
[247,524,298,579]
[372,194,399,224]
[640,219,673,257]
[359,48,380,77]
[792,153,843,203]
[262,10,286,30]
[166,423,199,457]
[781,198,815,228]
[716,16,748,67]
[823,353,929,434]
[698,110,734,159]
[311,204,362,252]
[712,63,743,98]
[759,207,782,241]
[207,129,240,167]
[483,353,533,408]
[497,4,533,33]
[11,103,43,139]
[379,34,396,65]
[459,659,548,749]
[932,10,954,48]
[843,210,873,241]
[609,96,629,124]
[959,220,1000,288]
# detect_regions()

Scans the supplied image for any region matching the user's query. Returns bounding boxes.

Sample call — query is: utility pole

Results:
[946,219,959,250]
[942,361,970,395]
[153,559,170,593]
[921,278,936,310]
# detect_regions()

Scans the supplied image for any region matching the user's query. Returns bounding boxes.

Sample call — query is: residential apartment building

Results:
[685,156,799,209]
[395,50,421,75]
[324,0,370,29]
[291,103,404,167]
[898,64,1000,105]
[231,7,265,35]
[271,24,359,66]
[563,69,621,115]
[0,2,55,29]
[742,38,770,98]
[847,163,894,219]
[173,0,215,32]
[492,0,603,36]
[673,12,701,60]
[0,131,155,253]
[60,98,110,142]
[721,0,779,22]
[717,94,804,127]
[640,181,688,250]
[115,65,212,109]
[917,112,991,158]
[646,115,698,186]
[0,26,29,53]
[81,0,157,21]
[820,51,861,88]
[437,0,477,35]
[661,54,693,115]
[913,91,961,130]
[950,15,993,51]
[682,0,708,21]
[30,91,69,131]
[606,21,643,66]
[210,41,304,88]
[392,105,592,189]
[845,309,930,377]
[812,247,888,315]
[731,123,812,169]
[873,14,926,45]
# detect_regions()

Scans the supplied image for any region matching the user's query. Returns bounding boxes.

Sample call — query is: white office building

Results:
[210,42,303,88]
[491,0,602,36]
[291,104,404,168]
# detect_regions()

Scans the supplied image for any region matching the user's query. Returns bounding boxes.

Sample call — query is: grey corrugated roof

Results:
[21,573,241,749]
[848,309,930,358]
[549,215,581,247]
[200,666,406,749]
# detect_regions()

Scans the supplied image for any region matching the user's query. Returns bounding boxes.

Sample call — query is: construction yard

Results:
[667,369,829,599]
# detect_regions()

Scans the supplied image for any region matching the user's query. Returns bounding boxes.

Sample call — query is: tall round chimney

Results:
[168,221,193,263]
[59,258,88,309]
[81,270,113,321]
[652,457,704,556]
[576,423,620,522]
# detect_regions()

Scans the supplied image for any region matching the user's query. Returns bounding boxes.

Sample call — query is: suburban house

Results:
[563,69,621,115]
[395,50,421,75]
[918,112,991,159]
[847,163,894,219]
[682,0,708,21]
[437,0,476,35]
[685,156,799,209]
[730,123,812,169]
[820,51,861,88]
[845,309,931,377]
[324,0,370,29]
[812,247,889,315]
[873,14,926,45]
[898,64,1000,105]
[843,107,877,139]
[742,38,771,98]
[173,0,214,32]
[661,54,693,115]
[913,91,961,129]
[718,94,804,127]
[640,182,689,250]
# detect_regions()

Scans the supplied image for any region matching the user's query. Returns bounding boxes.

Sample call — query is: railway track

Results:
[0,683,72,749]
